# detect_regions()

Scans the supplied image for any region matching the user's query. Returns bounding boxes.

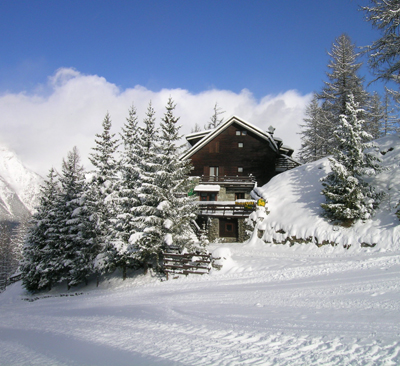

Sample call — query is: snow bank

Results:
[252,134,400,250]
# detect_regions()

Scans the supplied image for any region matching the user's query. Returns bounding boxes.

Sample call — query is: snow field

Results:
[1,241,400,365]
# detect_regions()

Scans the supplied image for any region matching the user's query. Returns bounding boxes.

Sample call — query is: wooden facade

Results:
[181,116,300,242]
[188,122,278,186]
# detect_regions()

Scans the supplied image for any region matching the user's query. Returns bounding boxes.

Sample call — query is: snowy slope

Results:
[252,134,400,250]
[0,145,43,220]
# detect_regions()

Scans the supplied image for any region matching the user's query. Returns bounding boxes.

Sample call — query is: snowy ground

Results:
[1,241,400,365]
[1,135,399,365]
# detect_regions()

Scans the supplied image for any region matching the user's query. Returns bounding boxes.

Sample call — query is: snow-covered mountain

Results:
[0,145,43,221]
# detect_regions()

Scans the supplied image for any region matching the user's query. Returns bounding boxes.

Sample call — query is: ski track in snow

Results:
[1,243,400,365]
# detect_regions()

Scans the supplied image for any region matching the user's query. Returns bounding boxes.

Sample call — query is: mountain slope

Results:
[0,146,43,221]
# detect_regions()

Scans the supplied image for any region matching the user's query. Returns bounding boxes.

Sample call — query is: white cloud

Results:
[0,68,312,176]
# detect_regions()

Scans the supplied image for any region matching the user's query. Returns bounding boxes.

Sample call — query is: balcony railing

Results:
[200,175,256,184]
[197,201,256,217]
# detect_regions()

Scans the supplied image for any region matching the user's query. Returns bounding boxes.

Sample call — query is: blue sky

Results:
[0,0,378,97]
[0,0,385,174]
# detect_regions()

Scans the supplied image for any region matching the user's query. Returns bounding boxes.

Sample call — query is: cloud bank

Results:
[0,68,312,176]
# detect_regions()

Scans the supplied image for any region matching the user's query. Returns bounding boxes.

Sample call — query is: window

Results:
[238,167,243,173]
[242,131,247,135]
[209,166,219,181]
[235,192,245,200]
[200,192,217,201]
[210,166,219,176]
[236,130,247,136]
[238,142,243,148]
[236,130,241,136]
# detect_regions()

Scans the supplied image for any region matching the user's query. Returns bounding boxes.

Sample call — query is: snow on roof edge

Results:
[180,116,279,161]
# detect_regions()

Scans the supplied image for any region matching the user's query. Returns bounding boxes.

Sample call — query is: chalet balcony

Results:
[197,201,256,217]
[200,175,256,188]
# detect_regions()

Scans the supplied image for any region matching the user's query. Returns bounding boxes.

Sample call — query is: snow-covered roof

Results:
[275,154,301,172]
[281,145,293,151]
[180,116,279,161]
[194,184,221,192]
[185,129,213,140]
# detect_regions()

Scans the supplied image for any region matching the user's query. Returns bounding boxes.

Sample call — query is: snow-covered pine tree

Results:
[21,168,60,291]
[57,147,98,289]
[204,102,225,130]
[88,112,119,273]
[156,98,199,254]
[20,168,59,291]
[298,94,330,162]
[318,34,370,152]
[321,94,382,223]
[130,102,163,271]
[109,105,141,279]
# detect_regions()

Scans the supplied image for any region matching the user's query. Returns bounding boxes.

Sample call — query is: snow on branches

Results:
[321,94,382,223]
[22,99,201,290]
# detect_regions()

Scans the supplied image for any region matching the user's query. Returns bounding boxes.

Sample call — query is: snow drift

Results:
[251,134,400,250]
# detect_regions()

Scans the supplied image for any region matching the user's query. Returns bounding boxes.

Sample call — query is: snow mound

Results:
[211,247,236,274]
[252,134,400,250]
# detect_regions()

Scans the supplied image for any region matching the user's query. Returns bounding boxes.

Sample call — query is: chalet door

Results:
[219,218,238,238]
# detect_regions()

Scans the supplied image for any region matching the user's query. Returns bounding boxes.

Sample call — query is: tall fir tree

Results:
[204,102,225,130]
[366,91,385,139]
[88,112,119,273]
[56,147,98,288]
[318,34,371,153]
[362,1,400,87]
[298,94,330,162]
[130,102,163,270]
[321,94,382,222]
[382,88,400,135]
[156,98,199,253]
[363,1,400,220]
[0,222,13,290]
[109,105,141,278]
[21,168,60,291]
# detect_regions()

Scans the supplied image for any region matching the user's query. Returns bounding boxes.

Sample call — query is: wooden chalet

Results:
[181,116,300,242]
